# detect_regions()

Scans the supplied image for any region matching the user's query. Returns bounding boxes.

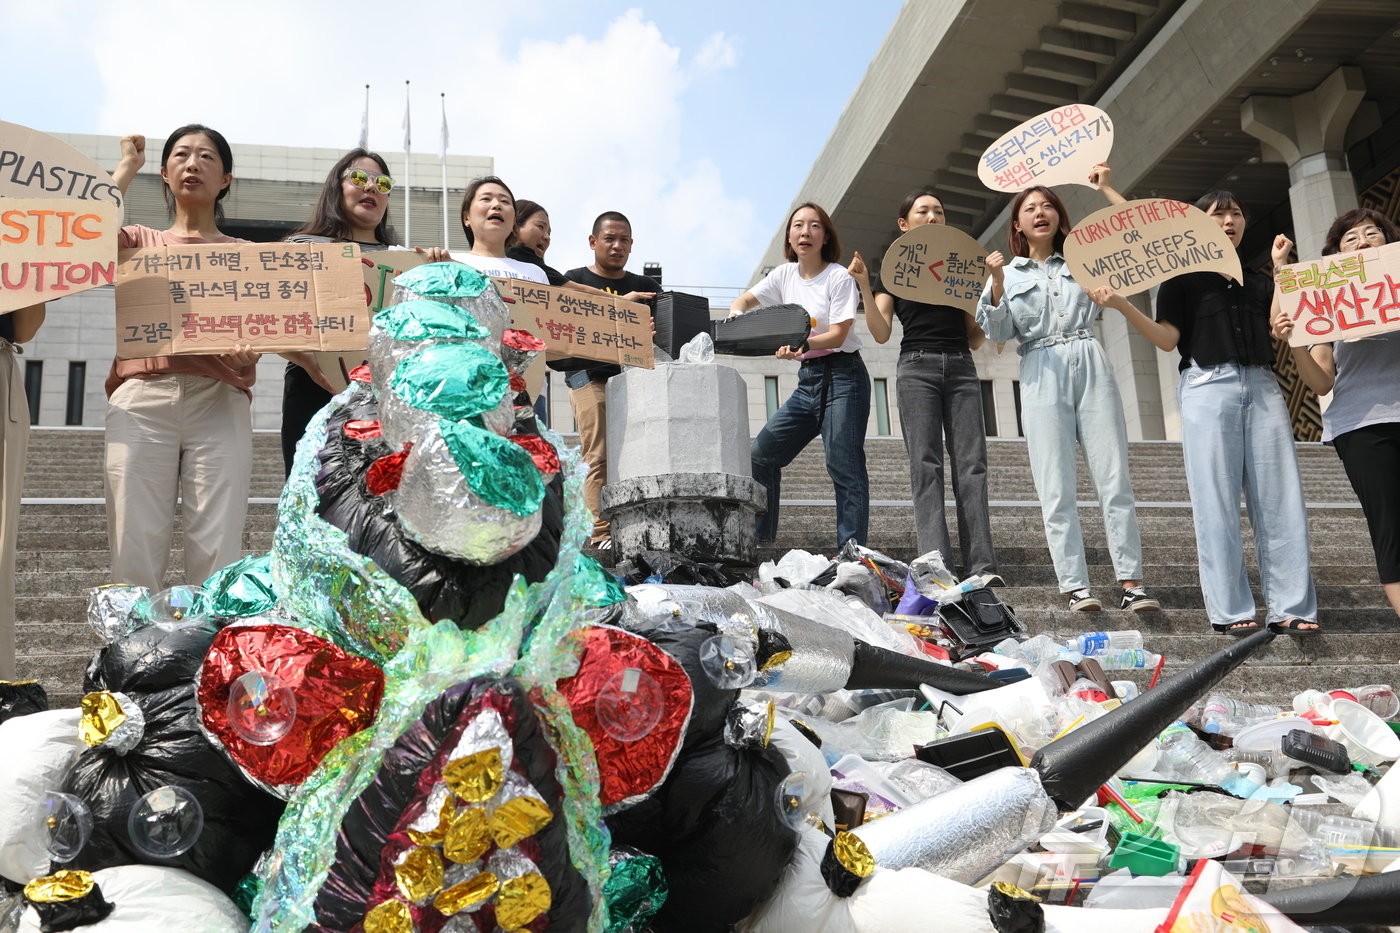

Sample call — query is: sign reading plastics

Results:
[1275,239,1400,347]
[978,104,1114,193]
[1064,198,1241,297]
[490,276,654,369]
[115,242,368,357]
[0,197,119,313]
[0,120,124,211]
[878,222,988,314]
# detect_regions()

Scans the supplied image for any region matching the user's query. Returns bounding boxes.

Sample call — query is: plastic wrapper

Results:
[1311,771,1374,809]
[0,681,47,724]
[806,699,944,762]
[195,621,385,794]
[758,587,919,658]
[367,299,492,397]
[604,847,668,933]
[200,554,278,619]
[84,586,150,643]
[767,719,836,830]
[16,865,247,933]
[0,708,86,885]
[615,551,732,588]
[391,420,544,565]
[676,332,714,365]
[875,758,963,804]
[61,623,284,894]
[824,563,889,615]
[810,543,912,602]
[910,550,957,595]
[755,550,829,588]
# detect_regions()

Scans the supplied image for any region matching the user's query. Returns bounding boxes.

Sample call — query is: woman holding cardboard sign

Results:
[1095,185,1317,635]
[105,125,266,593]
[847,190,998,581]
[1274,208,1400,620]
[978,183,1158,613]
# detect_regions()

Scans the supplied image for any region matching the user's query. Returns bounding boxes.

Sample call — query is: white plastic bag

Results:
[0,708,85,884]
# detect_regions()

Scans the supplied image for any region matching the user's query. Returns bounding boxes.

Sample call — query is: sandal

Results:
[1268,618,1321,636]
[1212,620,1261,636]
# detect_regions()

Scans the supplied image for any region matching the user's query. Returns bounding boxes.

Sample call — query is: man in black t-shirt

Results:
[561,212,659,548]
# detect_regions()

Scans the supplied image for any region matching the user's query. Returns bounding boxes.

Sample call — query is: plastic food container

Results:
[1325,698,1400,767]
[1232,716,1313,752]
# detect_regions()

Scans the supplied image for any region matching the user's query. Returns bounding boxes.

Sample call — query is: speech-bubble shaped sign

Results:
[978,104,1114,193]
[0,198,119,313]
[1276,240,1400,347]
[0,120,123,214]
[878,222,988,314]
[1064,198,1241,297]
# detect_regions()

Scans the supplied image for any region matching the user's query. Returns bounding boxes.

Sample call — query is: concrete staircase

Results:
[14,428,1397,707]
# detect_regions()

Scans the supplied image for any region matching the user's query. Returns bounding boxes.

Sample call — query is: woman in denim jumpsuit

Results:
[978,185,1157,612]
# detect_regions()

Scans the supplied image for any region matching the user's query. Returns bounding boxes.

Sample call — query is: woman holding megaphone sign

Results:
[978,168,1158,614]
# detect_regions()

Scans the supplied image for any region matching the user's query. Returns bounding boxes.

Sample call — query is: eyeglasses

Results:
[344,168,394,194]
[1340,226,1383,246]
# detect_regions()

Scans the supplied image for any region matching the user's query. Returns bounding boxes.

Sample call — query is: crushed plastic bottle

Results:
[1095,648,1161,671]
[1068,630,1143,656]
[994,634,1078,666]
[1200,695,1283,736]
[1157,722,1254,795]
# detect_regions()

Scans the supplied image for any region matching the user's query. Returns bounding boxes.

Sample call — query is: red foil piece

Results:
[503,329,546,352]
[345,419,384,440]
[197,623,385,786]
[558,626,692,807]
[508,435,560,475]
[509,372,527,394]
[349,364,373,384]
[366,446,411,496]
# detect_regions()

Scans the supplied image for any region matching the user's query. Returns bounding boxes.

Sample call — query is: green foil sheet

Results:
[202,553,278,618]
[373,299,490,341]
[603,850,668,933]
[232,873,261,920]
[439,420,546,517]
[392,262,488,298]
[389,343,510,422]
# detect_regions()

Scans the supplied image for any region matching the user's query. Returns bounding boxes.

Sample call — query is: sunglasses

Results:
[344,168,394,194]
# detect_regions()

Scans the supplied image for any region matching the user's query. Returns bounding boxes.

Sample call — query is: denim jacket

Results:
[976,253,1100,348]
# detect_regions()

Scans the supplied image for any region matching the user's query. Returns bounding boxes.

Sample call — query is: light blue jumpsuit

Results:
[977,254,1145,593]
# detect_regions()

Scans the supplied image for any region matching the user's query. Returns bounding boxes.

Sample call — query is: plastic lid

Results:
[1232,716,1313,751]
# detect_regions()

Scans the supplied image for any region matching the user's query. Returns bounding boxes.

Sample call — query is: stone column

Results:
[1242,67,1365,260]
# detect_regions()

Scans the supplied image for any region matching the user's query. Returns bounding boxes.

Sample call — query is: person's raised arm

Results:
[1090,285,1179,352]
[1089,163,1127,206]
[727,290,760,320]
[847,251,892,344]
[9,303,46,344]
[112,134,146,195]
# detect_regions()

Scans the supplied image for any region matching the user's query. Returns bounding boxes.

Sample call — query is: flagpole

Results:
[358,84,369,149]
[403,79,412,247]
[440,92,449,249]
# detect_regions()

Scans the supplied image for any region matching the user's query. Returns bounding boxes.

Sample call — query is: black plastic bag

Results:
[616,551,733,588]
[0,681,48,724]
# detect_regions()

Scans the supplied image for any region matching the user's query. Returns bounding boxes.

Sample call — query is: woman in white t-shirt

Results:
[729,202,869,547]
[452,176,549,285]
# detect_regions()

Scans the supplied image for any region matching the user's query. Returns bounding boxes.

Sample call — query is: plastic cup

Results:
[1325,698,1400,767]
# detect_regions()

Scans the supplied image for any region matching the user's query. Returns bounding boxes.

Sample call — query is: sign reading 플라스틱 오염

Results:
[1276,239,1400,347]
[1063,198,1241,297]
[978,104,1114,193]
[1,197,119,313]
[490,276,654,369]
[115,242,368,357]
[878,222,988,314]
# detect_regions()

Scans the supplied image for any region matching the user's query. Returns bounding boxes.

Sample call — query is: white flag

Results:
[440,93,449,163]
[358,84,369,149]
[402,80,411,153]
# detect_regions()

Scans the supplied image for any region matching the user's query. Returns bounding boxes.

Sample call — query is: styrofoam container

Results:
[1326,698,1400,767]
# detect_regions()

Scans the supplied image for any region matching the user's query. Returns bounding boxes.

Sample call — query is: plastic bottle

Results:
[1200,695,1283,736]
[1157,722,1243,791]
[1095,648,1161,671]
[1068,630,1144,655]
[995,634,1076,666]
[1349,684,1400,720]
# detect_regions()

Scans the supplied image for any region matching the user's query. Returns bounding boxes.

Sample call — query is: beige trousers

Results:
[0,342,27,679]
[104,374,252,592]
[569,379,611,542]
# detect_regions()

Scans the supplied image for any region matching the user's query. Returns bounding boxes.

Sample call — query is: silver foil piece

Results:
[367,331,495,403]
[446,706,514,775]
[485,848,538,883]
[103,691,147,756]
[85,584,150,642]
[378,384,511,451]
[390,284,511,346]
[850,766,1057,884]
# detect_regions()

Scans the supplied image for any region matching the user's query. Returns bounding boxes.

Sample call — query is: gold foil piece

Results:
[443,748,504,803]
[832,831,875,878]
[489,796,553,849]
[762,700,776,747]
[405,792,456,846]
[433,870,498,915]
[494,871,552,930]
[393,846,444,903]
[444,806,492,864]
[23,870,95,903]
[759,649,792,671]
[363,899,414,933]
[991,881,1042,903]
[78,691,127,747]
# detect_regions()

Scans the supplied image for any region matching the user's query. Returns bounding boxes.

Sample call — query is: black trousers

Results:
[281,362,332,477]
[1333,422,1400,584]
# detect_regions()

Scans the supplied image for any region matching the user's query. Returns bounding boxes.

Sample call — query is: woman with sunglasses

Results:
[1275,208,1400,620]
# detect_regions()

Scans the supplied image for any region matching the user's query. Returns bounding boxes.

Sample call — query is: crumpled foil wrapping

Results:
[380,343,511,446]
[485,850,552,930]
[603,847,667,933]
[85,584,150,642]
[367,299,492,400]
[390,421,544,564]
[626,584,856,694]
[849,766,1057,885]
[500,328,546,376]
[203,553,279,618]
[390,265,510,347]
[79,690,145,755]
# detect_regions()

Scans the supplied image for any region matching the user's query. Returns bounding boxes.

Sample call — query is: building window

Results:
[873,378,890,435]
[980,380,997,437]
[764,376,780,419]
[1012,379,1024,437]
[65,361,87,425]
[24,360,42,425]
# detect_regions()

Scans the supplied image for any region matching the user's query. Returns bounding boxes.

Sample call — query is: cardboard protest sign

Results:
[1064,198,1241,297]
[115,242,367,357]
[978,104,1114,193]
[1276,239,1400,346]
[490,276,654,369]
[0,120,123,212]
[878,222,988,313]
[1,198,119,313]
[313,248,429,391]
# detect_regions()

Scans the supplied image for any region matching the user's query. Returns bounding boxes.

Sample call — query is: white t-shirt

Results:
[449,251,550,284]
[749,262,862,354]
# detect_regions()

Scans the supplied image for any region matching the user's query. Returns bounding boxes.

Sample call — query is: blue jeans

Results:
[1020,335,1143,592]
[1178,362,1317,626]
[896,349,996,575]
[752,353,870,548]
